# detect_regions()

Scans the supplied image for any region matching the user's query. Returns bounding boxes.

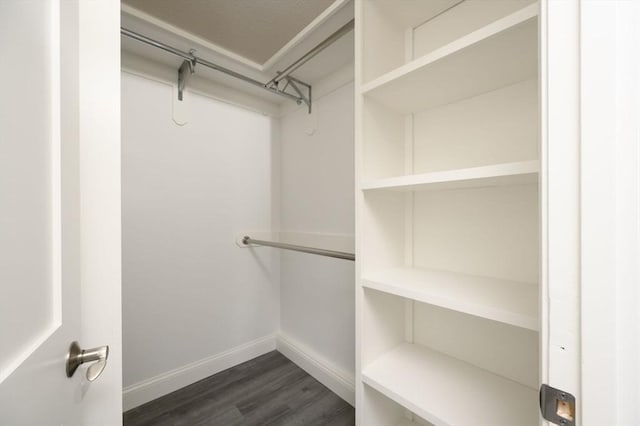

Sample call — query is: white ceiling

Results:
[121,0,337,65]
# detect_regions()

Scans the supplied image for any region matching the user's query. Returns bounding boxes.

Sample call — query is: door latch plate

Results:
[540,384,576,425]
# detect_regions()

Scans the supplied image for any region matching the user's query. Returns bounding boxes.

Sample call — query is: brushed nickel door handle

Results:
[65,341,109,382]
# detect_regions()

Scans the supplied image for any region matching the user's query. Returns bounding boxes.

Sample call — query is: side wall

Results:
[278,82,356,404]
[121,72,279,410]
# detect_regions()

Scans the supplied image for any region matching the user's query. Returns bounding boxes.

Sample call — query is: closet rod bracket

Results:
[265,73,312,113]
[285,77,312,113]
[177,55,196,101]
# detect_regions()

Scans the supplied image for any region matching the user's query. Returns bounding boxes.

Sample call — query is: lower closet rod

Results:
[242,236,355,261]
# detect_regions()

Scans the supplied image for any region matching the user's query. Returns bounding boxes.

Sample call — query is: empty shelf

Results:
[362,343,539,426]
[361,160,539,192]
[361,4,538,114]
[362,267,538,330]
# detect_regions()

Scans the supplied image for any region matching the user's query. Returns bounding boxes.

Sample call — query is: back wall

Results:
[121,72,279,406]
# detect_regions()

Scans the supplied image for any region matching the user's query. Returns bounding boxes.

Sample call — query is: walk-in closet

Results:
[2,0,639,425]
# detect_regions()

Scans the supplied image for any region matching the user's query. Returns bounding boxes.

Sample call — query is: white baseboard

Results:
[276,332,355,407]
[123,334,276,411]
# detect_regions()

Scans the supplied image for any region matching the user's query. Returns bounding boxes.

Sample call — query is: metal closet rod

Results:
[121,18,354,105]
[242,236,355,261]
[265,19,355,86]
[121,28,301,103]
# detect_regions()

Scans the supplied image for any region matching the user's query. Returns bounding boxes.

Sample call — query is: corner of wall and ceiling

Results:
[120,0,351,74]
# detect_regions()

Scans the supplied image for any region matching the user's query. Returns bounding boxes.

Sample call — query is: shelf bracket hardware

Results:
[263,73,312,113]
[540,384,576,426]
[177,55,196,101]
[284,77,312,113]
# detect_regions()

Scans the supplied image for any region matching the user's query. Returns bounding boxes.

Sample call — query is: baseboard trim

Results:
[276,332,355,407]
[123,334,276,411]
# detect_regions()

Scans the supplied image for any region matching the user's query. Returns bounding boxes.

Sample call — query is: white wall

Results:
[278,82,355,381]
[121,72,279,403]
[121,68,355,408]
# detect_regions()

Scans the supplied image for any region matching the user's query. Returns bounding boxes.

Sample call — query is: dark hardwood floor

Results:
[123,351,355,426]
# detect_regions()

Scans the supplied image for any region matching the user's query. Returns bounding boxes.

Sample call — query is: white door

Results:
[0,1,122,425]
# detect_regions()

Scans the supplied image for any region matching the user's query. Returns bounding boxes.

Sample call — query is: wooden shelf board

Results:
[361,4,539,114]
[362,343,539,426]
[361,160,539,192]
[362,267,538,331]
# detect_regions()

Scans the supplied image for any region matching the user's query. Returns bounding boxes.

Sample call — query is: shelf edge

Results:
[361,160,540,191]
[361,278,539,331]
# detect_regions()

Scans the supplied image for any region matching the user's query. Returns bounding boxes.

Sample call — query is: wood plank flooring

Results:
[123,351,355,426]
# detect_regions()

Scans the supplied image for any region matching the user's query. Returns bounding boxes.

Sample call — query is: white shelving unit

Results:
[355,0,542,424]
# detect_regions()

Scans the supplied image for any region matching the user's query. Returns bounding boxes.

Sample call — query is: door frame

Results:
[579,1,640,424]
[544,1,640,424]
[74,0,122,423]
[540,0,582,417]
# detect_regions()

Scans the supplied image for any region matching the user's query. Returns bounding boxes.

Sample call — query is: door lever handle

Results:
[66,341,109,382]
